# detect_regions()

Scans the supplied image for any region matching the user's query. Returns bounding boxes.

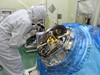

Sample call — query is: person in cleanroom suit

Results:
[0,5,46,75]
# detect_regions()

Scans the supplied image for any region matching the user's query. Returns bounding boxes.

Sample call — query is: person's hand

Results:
[30,30,37,36]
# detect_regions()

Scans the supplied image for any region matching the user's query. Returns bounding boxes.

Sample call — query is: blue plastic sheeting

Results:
[88,26,100,49]
[37,23,100,75]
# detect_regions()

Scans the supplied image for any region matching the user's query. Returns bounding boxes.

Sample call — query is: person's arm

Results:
[8,21,32,48]
[23,29,37,41]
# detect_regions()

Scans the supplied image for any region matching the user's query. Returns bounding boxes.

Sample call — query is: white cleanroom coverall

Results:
[0,5,46,75]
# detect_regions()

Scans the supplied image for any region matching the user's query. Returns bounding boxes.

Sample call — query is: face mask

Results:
[32,16,38,24]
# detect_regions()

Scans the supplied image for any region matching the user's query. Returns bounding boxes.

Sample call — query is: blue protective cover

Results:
[37,23,100,75]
